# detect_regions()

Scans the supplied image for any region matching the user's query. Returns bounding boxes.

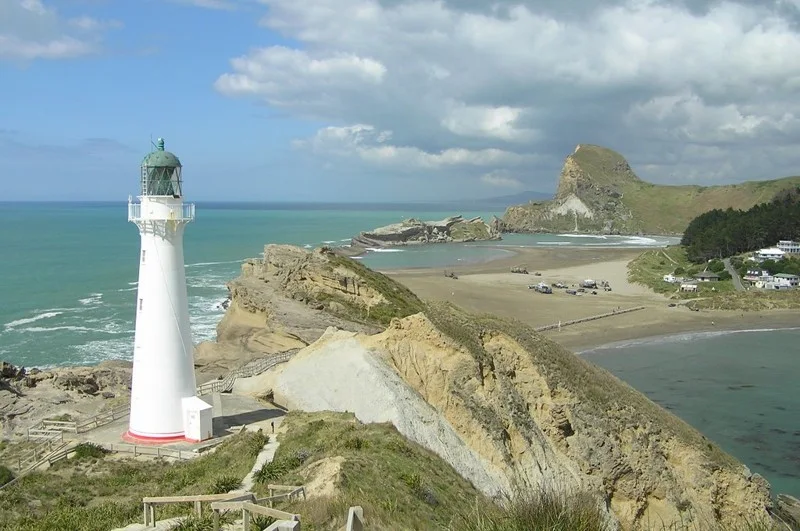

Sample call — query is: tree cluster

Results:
[681,187,800,263]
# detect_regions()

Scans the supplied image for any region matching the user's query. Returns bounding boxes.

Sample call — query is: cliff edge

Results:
[217,245,774,530]
[501,144,800,235]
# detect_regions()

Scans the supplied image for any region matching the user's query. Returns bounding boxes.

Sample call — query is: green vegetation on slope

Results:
[502,144,800,235]
[251,411,489,530]
[254,411,612,531]
[681,187,800,262]
[449,220,494,241]
[320,250,425,326]
[628,247,800,310]
[423,300,740,470]
[627,247,734,297]
[0,431,267,531]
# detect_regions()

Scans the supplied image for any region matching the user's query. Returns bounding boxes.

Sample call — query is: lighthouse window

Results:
[141,250,146,263]
[139,298,143,311]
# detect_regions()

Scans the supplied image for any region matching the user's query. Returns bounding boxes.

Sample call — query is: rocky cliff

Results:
[215,245,774,530]
[351,215,501,248]
[501,144,800,235]
[195,244,425,376]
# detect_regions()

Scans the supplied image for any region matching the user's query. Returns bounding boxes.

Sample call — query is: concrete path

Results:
[723,258,745,291]
[239,437,280,493]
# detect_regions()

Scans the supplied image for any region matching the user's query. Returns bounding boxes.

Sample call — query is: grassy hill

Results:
[502,144,800,235]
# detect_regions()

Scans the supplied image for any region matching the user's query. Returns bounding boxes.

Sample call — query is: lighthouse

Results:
[126,138,208,442]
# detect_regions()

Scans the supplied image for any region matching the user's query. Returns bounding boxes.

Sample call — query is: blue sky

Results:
[3,0,800,201]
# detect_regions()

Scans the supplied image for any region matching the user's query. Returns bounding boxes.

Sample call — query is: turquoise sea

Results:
[584,329,800,497]
[0,202,675,368]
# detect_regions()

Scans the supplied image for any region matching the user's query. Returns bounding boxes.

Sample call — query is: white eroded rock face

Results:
[271,328,511,498]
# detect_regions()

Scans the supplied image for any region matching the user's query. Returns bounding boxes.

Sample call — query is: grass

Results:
[318,251,425,326]
[422,300,740,471]
[449,219,495,241]
[627,246,735,297]
[451,488,608,531]
[502,144,800,235]
[253,411,487,530]
[0,430,267,531]
[628,247,800,309]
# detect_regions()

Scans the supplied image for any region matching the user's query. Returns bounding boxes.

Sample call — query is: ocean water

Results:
[584,328,800,497]
[0,202,675,369]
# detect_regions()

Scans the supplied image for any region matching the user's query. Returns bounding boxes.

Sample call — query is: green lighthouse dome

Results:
[141,138,184,197]
[142,138,182,168]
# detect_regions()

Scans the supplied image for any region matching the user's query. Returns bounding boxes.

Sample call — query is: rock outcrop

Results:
[195,244,425,378]
[351,215,500,248]
[221,245,775,530]
[0,360,132,438]
[501,144,800,235]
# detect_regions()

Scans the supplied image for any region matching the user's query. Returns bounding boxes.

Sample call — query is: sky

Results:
[2,0,800,202]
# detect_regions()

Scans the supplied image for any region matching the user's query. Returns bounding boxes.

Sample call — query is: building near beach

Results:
[754,247,786,261]
[694,271,720,282]
[777,240,800,255]
[774,273,800,288]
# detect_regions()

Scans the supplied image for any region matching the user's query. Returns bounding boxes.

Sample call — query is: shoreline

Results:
[382,246,800,353]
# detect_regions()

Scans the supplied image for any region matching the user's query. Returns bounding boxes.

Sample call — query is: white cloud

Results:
[215,0,800,192]
[0,0,117,60]
[300,124,534,169]
[481,170,523,188]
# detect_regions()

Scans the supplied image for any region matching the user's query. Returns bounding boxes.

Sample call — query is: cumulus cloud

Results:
[0,0,117,60]
[215,0,800,193]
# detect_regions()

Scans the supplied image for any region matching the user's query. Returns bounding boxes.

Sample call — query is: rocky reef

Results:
[501,144,800,235]
[351,215,501,248]
[208,244,776,530]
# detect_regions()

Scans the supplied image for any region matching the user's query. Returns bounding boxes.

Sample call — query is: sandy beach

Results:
[384,247,800,352]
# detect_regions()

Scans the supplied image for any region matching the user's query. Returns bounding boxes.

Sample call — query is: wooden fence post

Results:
[194,500,202,516]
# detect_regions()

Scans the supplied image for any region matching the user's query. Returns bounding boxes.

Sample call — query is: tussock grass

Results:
[0,431,267,531]
[449,488,608,531]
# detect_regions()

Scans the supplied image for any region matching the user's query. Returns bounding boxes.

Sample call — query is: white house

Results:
[755,248,786,260]
[777,240,800,255]
[680,283,698,292]
[743,270,769,282]
[773,273,800,288]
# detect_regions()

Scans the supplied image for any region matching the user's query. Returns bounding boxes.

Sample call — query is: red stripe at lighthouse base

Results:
[123,430,198,445]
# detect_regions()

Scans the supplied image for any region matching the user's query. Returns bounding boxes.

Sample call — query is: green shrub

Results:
[73,443,110,460]
[718,271,732,281]
[0,464,14,487]
[211,475,242,494]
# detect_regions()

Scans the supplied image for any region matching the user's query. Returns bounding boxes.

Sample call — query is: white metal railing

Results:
[127,201,195,223]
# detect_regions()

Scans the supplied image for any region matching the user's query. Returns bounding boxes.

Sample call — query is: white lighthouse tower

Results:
[126,138,204,442]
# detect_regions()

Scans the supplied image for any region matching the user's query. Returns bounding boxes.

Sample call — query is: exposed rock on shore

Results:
[0,361,132,438]
[351,215,501,248]
[219,244,774,530]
